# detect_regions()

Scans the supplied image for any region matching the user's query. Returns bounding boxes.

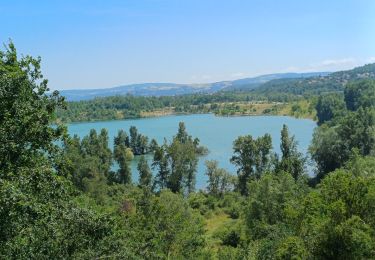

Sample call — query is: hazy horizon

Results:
[1,0,374,90]
[59,70,335,91]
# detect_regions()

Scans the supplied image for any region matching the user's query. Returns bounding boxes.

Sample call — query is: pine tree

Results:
[278,124,305,180]
[152,142,170,190]
[176,122,188,144]
[114,129,130,148]
[129,126,139,154]
[138,156,152,189]
[114,131,134,184]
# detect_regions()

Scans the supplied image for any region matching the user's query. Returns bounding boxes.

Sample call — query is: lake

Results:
[68,114,316,190]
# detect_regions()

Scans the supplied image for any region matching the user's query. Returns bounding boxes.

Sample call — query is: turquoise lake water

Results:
[68,114,316,190]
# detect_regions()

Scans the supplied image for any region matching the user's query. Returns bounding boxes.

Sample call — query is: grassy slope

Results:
[204,211,239,253]
[212,100,316,120]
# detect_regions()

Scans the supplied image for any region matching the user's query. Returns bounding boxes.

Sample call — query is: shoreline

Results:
[63,110,316,125]
[58,100,317,124]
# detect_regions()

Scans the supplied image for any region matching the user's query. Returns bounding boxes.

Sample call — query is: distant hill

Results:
[59,72,328,101]
[223,72,329,91]
[58,63,375,101]
[251,63,375,96]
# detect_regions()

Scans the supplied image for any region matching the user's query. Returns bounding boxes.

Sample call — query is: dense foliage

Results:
[0,42,114,258]
[253,63,375,96]
[1,43,375,259]
[311,79,375,180]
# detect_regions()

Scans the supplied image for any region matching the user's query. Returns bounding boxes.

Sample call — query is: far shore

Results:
[57,100,316,124]
[62,110,316,125]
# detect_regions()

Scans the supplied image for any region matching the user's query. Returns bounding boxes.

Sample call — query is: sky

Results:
[1,0,374,90]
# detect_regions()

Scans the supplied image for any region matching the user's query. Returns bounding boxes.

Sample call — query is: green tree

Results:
[167,139,188,193]
[245,172,302,239]
[129,126,149,155]
[62,129,113,196]
[231,134,272,195]
[176,121,189,143]
[152,141,170,190]
[309,125,342,180]
[0,42,114,258]
[310,108,375,180]
[137,156,152,189]
[277,124,305,180]
[344,79,375,111]
[151,122,204,194]
[137,134,149,155]
[275,236,308,260]
[97,129,113,175]
[167,124,199,194]
[310,80,375,181]
[292,156,375,259]
[120,190,206,258]
[129,125,139,154]
[205,160,234,197]
[241,156,375,259]
[114,131,134,184]
[315,93,346,125]
[337,108,375,156]
[0,41,66,173]
[114,129,130,148]
[149,138,159,152]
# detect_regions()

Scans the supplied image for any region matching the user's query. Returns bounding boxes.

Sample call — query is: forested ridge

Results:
[249,63,375,96]
[1,43,375,259]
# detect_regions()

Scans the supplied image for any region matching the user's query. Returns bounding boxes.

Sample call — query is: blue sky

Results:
[1,0,374,90]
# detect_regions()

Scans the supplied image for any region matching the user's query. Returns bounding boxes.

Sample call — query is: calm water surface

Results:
[68,114,316,190]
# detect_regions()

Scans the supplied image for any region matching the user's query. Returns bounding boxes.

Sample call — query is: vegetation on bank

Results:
[55,92,297,123]
[1,43,375,259]
[56,95,316,123]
